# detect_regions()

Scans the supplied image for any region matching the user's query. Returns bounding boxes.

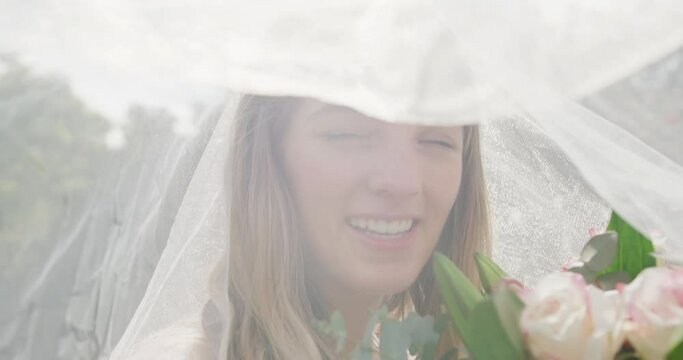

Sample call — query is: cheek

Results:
[283,144,375,289]
[429,157,463,199]
[287,147,360,213]
[283,142,363,243]
[424,161,463,233]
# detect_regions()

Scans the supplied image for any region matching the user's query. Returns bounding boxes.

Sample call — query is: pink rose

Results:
[520,272,624,360]
[622,267,683,360]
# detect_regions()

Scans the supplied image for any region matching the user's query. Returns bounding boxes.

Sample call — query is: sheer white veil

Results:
[1,1,682,359]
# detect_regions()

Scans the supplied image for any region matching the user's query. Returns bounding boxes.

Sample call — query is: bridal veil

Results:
[1,1,682,358]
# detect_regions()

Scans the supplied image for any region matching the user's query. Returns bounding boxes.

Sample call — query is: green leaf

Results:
[432,252,484,351]
[414,342,436,360]
[595,271,630,290]
[567,266,597,283]
[355,311,441,360]
[329,311,347,352]
[313,311,347,353]
[354,307,388,360]
[468,299,524,360]
[353,348,373,360]
[379,318,411,360]
[581,231,619,272]
[491,285,525,357]
[433,253,483,312]
[601,211,656,280]
[403,312,439,346]
[474,252,508,294]
[667,339,683,360]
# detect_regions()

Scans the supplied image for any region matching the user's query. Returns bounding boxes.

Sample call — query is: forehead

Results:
[292,97,464,134]
[292,97,369,123]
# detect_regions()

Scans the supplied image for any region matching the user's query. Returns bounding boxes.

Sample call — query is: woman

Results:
[3,2,682,359]
[223,95,490,358]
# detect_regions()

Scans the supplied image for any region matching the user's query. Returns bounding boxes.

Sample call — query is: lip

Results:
[345,217,419,251]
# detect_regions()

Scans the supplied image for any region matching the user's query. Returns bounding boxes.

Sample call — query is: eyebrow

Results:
[303,106,382,134]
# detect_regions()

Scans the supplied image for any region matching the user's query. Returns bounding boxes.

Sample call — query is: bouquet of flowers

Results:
[428,211,682,360]
[321,212,683,360]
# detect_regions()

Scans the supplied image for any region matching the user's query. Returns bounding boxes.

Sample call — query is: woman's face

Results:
[282,98,464,296]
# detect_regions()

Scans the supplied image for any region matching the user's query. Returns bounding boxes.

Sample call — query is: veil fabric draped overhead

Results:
[1,1,682,359]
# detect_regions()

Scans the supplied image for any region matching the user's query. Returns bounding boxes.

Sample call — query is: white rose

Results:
[520,272,624,360]
[622,267,683,360]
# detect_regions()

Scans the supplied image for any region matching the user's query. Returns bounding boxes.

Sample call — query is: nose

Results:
[367,138,422,198]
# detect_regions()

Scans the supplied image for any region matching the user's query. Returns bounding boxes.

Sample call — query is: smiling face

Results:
[282,98,464,297]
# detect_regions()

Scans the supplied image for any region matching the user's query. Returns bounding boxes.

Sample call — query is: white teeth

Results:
[388,221,398,234]
[349,218,413,235]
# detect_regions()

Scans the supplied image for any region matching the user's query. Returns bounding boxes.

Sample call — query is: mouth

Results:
[345,217,417,239]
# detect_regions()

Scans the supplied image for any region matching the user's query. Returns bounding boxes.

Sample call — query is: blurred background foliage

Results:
[0,55,109,273]
[0,54,200,277]
[0,53,221,359]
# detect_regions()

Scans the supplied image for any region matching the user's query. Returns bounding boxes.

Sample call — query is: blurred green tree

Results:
[0,55,109,273]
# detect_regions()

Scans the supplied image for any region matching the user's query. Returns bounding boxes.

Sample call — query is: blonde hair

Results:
[221,95,490,359]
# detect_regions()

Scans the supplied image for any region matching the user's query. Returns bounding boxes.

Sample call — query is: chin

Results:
[354,266,422,296]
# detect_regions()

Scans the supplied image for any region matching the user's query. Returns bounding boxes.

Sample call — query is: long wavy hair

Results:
[221,95,490,359]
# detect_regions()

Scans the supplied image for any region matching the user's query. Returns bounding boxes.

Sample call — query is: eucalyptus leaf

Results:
[581,231,618,272]
[568,266,597,283]
[596,271,630,290]
[403,312,439,346]
[474,252,508,294]
[330,311,347,352]
[402,313,440,360]
[353,348,373,360]
[468,299,524,360]
[414,342,437,360]
[313,310,347,353]
[354,307,388,360]
[379,319,411,360]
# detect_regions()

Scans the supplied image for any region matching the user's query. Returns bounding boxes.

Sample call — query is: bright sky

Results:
[0,0,225,125]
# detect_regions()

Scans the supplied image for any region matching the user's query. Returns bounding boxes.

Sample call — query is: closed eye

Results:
[421,139,456,149]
